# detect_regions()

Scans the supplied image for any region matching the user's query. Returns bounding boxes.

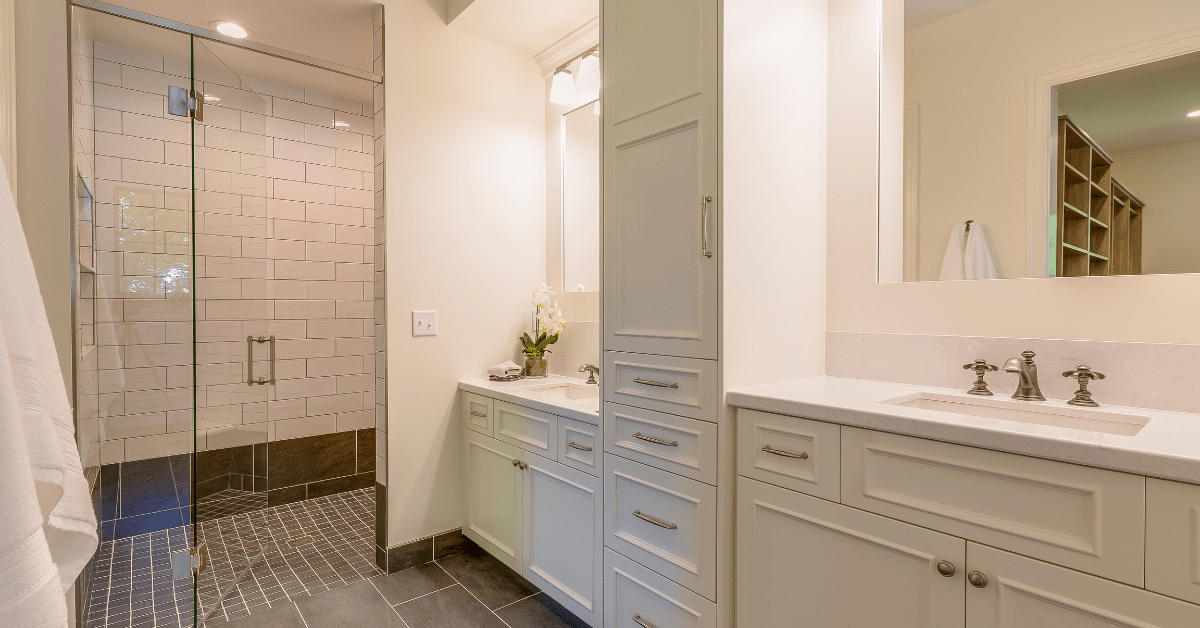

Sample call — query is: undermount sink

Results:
[878,392,1151,436]
[519,382,599,401]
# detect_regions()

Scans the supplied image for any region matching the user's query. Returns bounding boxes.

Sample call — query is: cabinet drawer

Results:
[737,409,839,501]
[462,391,494,435]
[604,453,716,599]
[1147,478,1200,605]
[604,351,718,422]
[559,416,600,476]
[605,548,715,628]
[495,400,557,459]
[968,542,1200,628]
[605,403,717,485]
[842,427,1146,586]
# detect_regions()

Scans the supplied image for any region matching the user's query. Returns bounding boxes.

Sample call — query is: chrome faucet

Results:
[578,363,600,385]
[1003,351,1046,401]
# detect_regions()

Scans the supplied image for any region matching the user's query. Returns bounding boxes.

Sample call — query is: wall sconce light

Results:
[549,69,578,105]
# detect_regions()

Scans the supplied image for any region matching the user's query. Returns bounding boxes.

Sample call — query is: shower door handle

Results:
[247,335,276,385]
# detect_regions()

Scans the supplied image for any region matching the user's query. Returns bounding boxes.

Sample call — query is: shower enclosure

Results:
[69,3,385,626]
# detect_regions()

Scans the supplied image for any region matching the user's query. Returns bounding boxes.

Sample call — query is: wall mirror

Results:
[881,0,1200,282]
[561,99,600,292]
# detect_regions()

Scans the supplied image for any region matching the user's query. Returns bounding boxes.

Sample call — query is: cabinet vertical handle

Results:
[246,335,275,385]
[632,614,658,628]
[701,195,713,258]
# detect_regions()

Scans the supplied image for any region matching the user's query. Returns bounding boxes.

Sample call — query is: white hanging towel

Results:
[938,222,967,281]
[939,222,998,280]
[0,160,98,628]
[963,222,998,280]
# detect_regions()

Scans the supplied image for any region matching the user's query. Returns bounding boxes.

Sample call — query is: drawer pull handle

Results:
[470,411,487,418]
[633,378,679,389]
[632,614,658,628]
[763,445,808,459]
[967,571,988,588]
[633,432,678,447]
[632,509,677,530]
[567,441,592,452]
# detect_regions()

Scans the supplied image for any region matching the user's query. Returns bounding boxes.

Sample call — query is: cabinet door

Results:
[967,542,1200,628]
[463,430,523,570]
[522,452,603,627]
[737,477,965,628]
[602,0,718,360]
[1146,478,1200,605]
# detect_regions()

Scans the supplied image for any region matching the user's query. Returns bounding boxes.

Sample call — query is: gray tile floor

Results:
[221,546,589,628]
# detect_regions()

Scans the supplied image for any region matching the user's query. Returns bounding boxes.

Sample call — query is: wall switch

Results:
[412,310,437,336]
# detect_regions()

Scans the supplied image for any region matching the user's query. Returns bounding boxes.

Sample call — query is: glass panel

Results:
[190,39,272,624]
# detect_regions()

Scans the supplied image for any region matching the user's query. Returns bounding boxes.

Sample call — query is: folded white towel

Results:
[0,160,98,628]
[963,223,998,280]
[938,222,967,281]
[487,361,523,378]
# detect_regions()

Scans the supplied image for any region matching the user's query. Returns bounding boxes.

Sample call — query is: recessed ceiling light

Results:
[212,21,250,39]
[1189,110,1200,118]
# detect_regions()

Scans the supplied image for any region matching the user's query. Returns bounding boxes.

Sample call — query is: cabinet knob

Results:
[936,560,956,577]
[512,459,520,467]
[967,571,988,588]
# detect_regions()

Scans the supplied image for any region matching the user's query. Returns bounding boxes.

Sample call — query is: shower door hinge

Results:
[167,86,203,121]
[170,542,208,580]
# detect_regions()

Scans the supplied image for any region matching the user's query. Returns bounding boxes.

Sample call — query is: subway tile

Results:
[307,319,364,338]
[275,300,336,319]
[267,198,307,221]
[306,281,365,300]
[306,163,363,189]
[201,83,268,114]
[121,112,189,143]
[94,42,164,72]
[195,146,242,173]
[95,156,121,180]
[337,374,374,394]
[335,187,374,209]
[123,387,192,415]
[275,259,336,281]
[195,190,242,213]
[204,170,268,197]
[306,242,362,263]
[307,392,364,417]
[335,225,372,246]
[94,83,162,119]
[123,300,190,322]
[272,97,334,127]
[265,116,305,142]
[122,343,192,368]
[306,356,363,378]
[121,65,188,96]
[241,110,267,134]
[123,431,194,462]
[274,376,337,400]
[333,111,372,136]
[122,159,190,189]
[98,367,167,393]
[272,415,338,442]
[99,413,167,440]
[268,319,308,339]
[207,424,269,450]
[273,219,336,242]
[274,179,336,204]
[93,59,121,86]
[204,127,268,154]
[306,203,364,226]
[335,262,373,282]
[95,131,164,162]
[273,138,335,165]
[335,148,374,172]
[242,74,305,102]
[336,409,375,432]
[336,337,375,357]
[95,107,122,133]
[335,300,374,319]
[265,237,307,261]
[164,141,189,166]
[266,157,306,181]
[305,124,362,151]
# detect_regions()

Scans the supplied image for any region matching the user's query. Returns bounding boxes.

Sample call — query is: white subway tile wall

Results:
[76,39,378,464]
[371,14,388,488]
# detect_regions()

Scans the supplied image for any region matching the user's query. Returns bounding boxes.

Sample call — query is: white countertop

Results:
[459,375,601,425]
[727,376,1200,484]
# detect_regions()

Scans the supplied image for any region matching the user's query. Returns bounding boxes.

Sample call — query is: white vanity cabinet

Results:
[735,407,1200,628]
[461,388,603,627]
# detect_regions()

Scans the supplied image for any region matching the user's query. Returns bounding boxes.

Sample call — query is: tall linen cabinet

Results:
[600,0,828,625]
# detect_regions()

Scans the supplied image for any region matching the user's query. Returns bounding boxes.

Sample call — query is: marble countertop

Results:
[459,375,601,425]
[727,376,1200,484]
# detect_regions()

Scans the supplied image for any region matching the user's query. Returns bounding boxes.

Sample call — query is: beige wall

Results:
[830,0,1200,344]
[1110,140,1200,276]
[902,0,1200,280]
[382,0,546,546]
[14,0,73,396]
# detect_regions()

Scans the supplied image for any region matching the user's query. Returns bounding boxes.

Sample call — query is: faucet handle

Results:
[963,359,999,396]
[578,363,600,385]
[1062,365,1105,407]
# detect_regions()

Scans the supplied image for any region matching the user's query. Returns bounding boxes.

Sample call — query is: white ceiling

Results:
[905,0,996,31]
[448,0,598,58]
[1058,52,1200,154]
[99,0,379,72]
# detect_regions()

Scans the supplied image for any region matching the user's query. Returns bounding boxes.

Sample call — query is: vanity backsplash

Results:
[826,331,1200,414]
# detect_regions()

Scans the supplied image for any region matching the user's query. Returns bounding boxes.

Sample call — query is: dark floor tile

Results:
[100,464,120,521]
[307,472,374,499]
[266,485,307,508]
[120,457,179,517]
[435,547,538,610]
[372,563,456,605]
[230,445,254,476]
[387,537,433,574]
[100,520,115,542]
[221,601,307,628]
[356,429,376,473]
[293,579,404,627]
[112,508,185,540]
[268,432,356,488]
[196,448,233,484]
[395,584,508,628]
[196,474,231,501]
[375,484,387,549]
[495,593,590,628]
[433,529,472,560]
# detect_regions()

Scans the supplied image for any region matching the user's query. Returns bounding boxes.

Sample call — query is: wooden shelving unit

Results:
[1056,116,1145,277]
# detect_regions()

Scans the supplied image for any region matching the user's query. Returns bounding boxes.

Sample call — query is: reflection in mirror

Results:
[562,100,600,292]
[883,0,1200,282]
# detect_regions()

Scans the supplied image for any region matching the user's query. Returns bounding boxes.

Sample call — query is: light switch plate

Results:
[412,310,437,336]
